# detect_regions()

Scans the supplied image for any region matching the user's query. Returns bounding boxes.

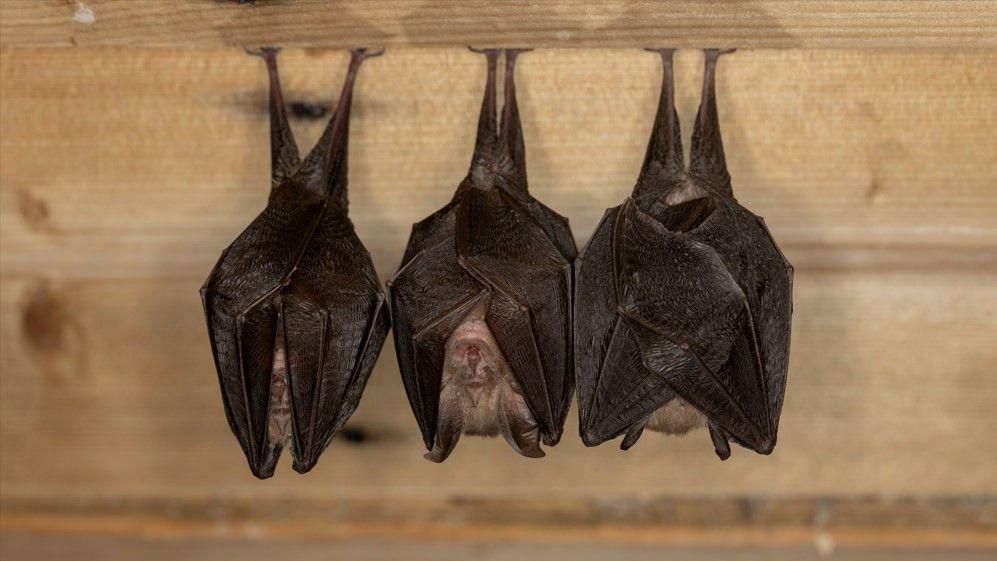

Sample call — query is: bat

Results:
[574,49,793,459]
[201,48,389,478]
[387,49,577,462]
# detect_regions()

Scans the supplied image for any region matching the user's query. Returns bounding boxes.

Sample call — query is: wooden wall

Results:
[1,2,996,560]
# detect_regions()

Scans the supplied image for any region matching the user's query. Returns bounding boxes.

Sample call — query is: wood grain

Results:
[3,532,995,561]
[2,270,996,499]
[1,49,995,281]
[2,1,996,49]
[1,46,996,551]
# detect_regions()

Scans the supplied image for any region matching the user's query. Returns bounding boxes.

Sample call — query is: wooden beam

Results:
[2,271,996,499]
[1,1,996,49]
[2,530,994,561]
[1,48,995,281]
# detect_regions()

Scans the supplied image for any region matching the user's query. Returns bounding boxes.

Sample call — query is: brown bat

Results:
[201,48,389,478]
[574,49,793,459]
[387,49,577,462]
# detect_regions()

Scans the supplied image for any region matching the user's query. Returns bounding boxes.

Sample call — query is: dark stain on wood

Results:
[15,189,59,235]
[21,283,68,355]
[289,101,329,120]
[338,425,369,444]
[20,282,87,381]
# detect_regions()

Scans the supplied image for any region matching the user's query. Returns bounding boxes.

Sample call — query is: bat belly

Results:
[645,398,706,435]
[425,301,544,461]
[266,339,292,446]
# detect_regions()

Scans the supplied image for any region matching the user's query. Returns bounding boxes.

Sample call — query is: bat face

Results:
[388,50,576,462]
[575,49,793,460]
[202,48,389,478]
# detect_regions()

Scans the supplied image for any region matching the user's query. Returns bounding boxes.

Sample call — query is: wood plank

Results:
[2,1,996,49]
[3,532,995,561]
[2,48,995,282]
[2,270,995,500]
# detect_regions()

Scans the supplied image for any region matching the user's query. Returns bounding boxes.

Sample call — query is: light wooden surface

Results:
[2,1,997,49]
[3,533,996,561]
[1,46,996,555]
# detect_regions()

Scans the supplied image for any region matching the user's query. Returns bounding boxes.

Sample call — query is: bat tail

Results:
[689,48,736,197]
[636,48,684,197]
[292,48,383,207]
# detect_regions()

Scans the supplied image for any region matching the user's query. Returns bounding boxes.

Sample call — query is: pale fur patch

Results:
[428,300,542,460]
[646,398,706,435]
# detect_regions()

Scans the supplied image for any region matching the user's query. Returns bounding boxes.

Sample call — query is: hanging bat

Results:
[575,49,793,459]
[201,48,389,478]
[387,49,577,462]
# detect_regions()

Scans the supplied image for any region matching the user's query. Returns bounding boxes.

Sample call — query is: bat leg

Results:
[620,420,647,451]
[291,48,383,205]
[246,46,301,193]
[689,48,736,196]
[500,48,532,188]
[467,48,501,174]
[635,48,683,197]
[708,421,732,461]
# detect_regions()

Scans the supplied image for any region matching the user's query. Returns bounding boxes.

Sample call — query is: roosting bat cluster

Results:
[202,47,793,478]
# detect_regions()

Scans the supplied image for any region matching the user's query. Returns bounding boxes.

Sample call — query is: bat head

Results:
[425,300,545,462]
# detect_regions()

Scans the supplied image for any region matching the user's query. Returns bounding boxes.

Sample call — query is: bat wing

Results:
[613,198,775,453]
[456,187,573,443]
[280,208,389,473]
[201,193,326,478]
[689,200,794,444]
[575,206,681,447]
[387,210,486,448]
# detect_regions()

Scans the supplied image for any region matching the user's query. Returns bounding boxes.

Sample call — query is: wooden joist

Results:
[1,1,996,49]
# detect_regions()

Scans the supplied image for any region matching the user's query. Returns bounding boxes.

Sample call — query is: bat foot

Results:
[644,47,676,56]
[468,46,500,55]
[704,48,736,59]
[245,46,281,58]
[351,47,385,61]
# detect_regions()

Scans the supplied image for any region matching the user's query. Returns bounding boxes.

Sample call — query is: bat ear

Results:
[292,48,383,207]
[636,49,684,198]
